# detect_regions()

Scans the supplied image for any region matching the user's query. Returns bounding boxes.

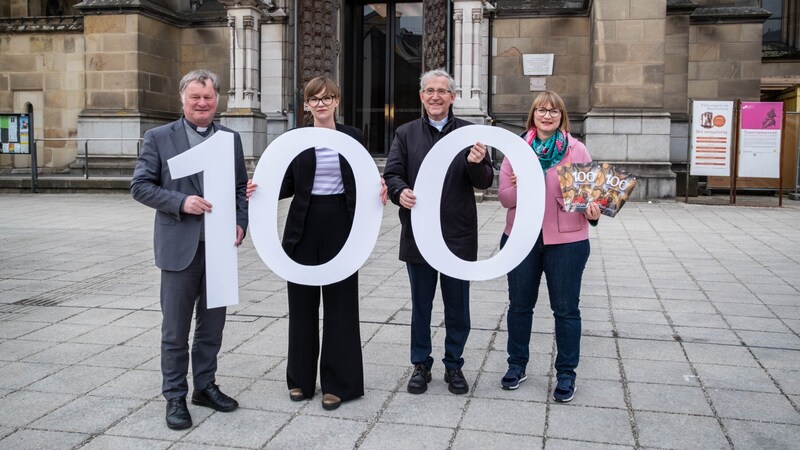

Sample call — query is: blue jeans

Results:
[406,261,470,370]
[501,233,589,380]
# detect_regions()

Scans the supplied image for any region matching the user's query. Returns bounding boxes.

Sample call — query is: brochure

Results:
[557,162,638,217]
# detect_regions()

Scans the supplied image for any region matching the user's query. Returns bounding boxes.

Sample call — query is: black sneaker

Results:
[165,397,192,430]
[444,368,469,394]
[407,363,432,394]
[553,377,576,403]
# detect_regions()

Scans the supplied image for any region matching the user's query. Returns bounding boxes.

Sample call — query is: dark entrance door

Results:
[343,1,423,156]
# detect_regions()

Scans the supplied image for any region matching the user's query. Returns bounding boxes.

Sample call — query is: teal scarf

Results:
[526,128,567,172]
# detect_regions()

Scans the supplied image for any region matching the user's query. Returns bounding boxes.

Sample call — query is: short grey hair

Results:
[179,69,220,98]
[419,69,457,93]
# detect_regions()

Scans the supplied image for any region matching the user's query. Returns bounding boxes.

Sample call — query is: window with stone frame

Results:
[762,0,799,49]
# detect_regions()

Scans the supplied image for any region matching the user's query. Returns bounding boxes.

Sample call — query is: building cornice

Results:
[75,0,227,27]
[494,0,590,18]
[690,6,771,25]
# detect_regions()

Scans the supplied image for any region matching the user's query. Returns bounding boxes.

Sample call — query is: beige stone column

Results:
[452,0,487,123]
[219,0,268,167]
[585,0,675,199]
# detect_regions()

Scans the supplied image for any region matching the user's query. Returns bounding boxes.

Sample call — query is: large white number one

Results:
[168,131,239,308]
[248,127,384,286]
[411,125,545,281]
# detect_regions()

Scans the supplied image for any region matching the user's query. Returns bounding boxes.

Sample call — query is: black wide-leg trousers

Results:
[286,194,364,401]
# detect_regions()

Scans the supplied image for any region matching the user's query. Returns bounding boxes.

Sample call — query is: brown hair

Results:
[524,91,570,133]
[304,76,340,101]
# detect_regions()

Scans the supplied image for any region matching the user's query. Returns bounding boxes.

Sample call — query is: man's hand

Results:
[468,142,487,164]
[399,188,416,209]
[246,179,257,200]
[235,225,245,247]
[183,195,212,215]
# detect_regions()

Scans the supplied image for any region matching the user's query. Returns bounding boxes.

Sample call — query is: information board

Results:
[689,100,734,177]
[0,114,30,154]
[737,102,782,179]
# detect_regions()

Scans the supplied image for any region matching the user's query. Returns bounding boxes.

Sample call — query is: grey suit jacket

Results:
[131,118,248,272]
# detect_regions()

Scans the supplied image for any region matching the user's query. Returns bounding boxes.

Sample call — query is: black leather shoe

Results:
[444,368,469,394]
[166,397,192,430]
[191,383,239,412]
[407,363,432,394]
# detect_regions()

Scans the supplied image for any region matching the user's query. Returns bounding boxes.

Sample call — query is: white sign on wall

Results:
[522,54,554,76]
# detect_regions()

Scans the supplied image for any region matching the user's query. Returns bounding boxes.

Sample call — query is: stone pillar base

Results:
[583,109,676,200]
[76,112,170,176]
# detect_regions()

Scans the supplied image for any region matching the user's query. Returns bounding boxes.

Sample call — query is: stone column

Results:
[452,0,486,123]
[260,7,289,157]
[585,0,675,199]
[219,0,268,169]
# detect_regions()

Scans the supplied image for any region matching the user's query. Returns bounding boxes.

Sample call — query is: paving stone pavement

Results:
[1,193,799,449]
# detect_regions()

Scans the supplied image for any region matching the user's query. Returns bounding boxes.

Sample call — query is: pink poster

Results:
[738,102,783,178]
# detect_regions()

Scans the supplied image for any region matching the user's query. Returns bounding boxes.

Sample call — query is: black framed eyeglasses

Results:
[306,96,335,107]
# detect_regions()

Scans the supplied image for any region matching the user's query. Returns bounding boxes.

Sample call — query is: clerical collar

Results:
[185,118,213,137]
[428,116,449,132]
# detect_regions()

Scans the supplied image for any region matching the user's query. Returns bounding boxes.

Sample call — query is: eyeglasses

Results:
[421,88,451,97]
[306,96,335,107]
[534,108,562,117]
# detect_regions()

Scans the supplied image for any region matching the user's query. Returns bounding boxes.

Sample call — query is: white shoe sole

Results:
[500,374,528,390]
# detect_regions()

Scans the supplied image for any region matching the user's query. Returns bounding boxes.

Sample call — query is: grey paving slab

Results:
[0,429,89,450]
[635,411,729,449]
[722,418,800,450]
[1,194,800,448]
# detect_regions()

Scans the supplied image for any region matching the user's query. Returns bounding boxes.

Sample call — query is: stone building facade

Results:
[1,0,798,198]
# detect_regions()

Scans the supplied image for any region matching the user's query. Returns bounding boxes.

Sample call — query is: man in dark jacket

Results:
[383,69,494,395]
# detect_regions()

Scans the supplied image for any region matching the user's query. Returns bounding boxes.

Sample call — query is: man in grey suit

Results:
[131,69,248,430]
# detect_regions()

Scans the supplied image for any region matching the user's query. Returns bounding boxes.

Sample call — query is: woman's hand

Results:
[584,202,601,221]
[510,173,517,187]
[246,179,257,200]
[380,177,388,205]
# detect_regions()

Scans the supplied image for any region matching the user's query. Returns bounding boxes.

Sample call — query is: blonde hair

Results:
[524,91,570,133]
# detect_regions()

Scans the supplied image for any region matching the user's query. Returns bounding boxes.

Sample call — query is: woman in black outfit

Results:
[247,77,386,410]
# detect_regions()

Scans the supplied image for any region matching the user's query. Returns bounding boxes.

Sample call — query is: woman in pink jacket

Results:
[497,91,600,402]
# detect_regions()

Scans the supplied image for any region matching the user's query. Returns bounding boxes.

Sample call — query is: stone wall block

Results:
[665,54,687,73]
[630,43,665,63]
[688,80,718,99]
[9,73,43,90]
[585,134,627,160]
[85,15,127,34]
[643,64,665,84]
[567,37,590,56]
[551,17,590,37]
[612,65,643,85]
[595,21,616,40]
[45,73,62,91]
[494,19,520,38]
[89,92,125,109]
[594,42,628,63]
[595,0,630,20]
[718,42,762,62]
[642,19,666,42]
[629,134,670,160]
[631,0,665,19]
[717,79,761,100]
[642,117,671,134]
[87,54,126,72]
[0,54,39,72]
[614,116,642,134]
[616,21,643,41]
[694,24,741,43]
[697,61,740,80]
[584,116,614,134]
[555,53,589,75]
[518,18,549,37]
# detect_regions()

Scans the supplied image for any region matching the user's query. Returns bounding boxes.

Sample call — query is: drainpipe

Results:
[293,0,299,128]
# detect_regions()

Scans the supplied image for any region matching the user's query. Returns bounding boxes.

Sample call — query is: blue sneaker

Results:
[501,366,528,390]
[553,378,576,402]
